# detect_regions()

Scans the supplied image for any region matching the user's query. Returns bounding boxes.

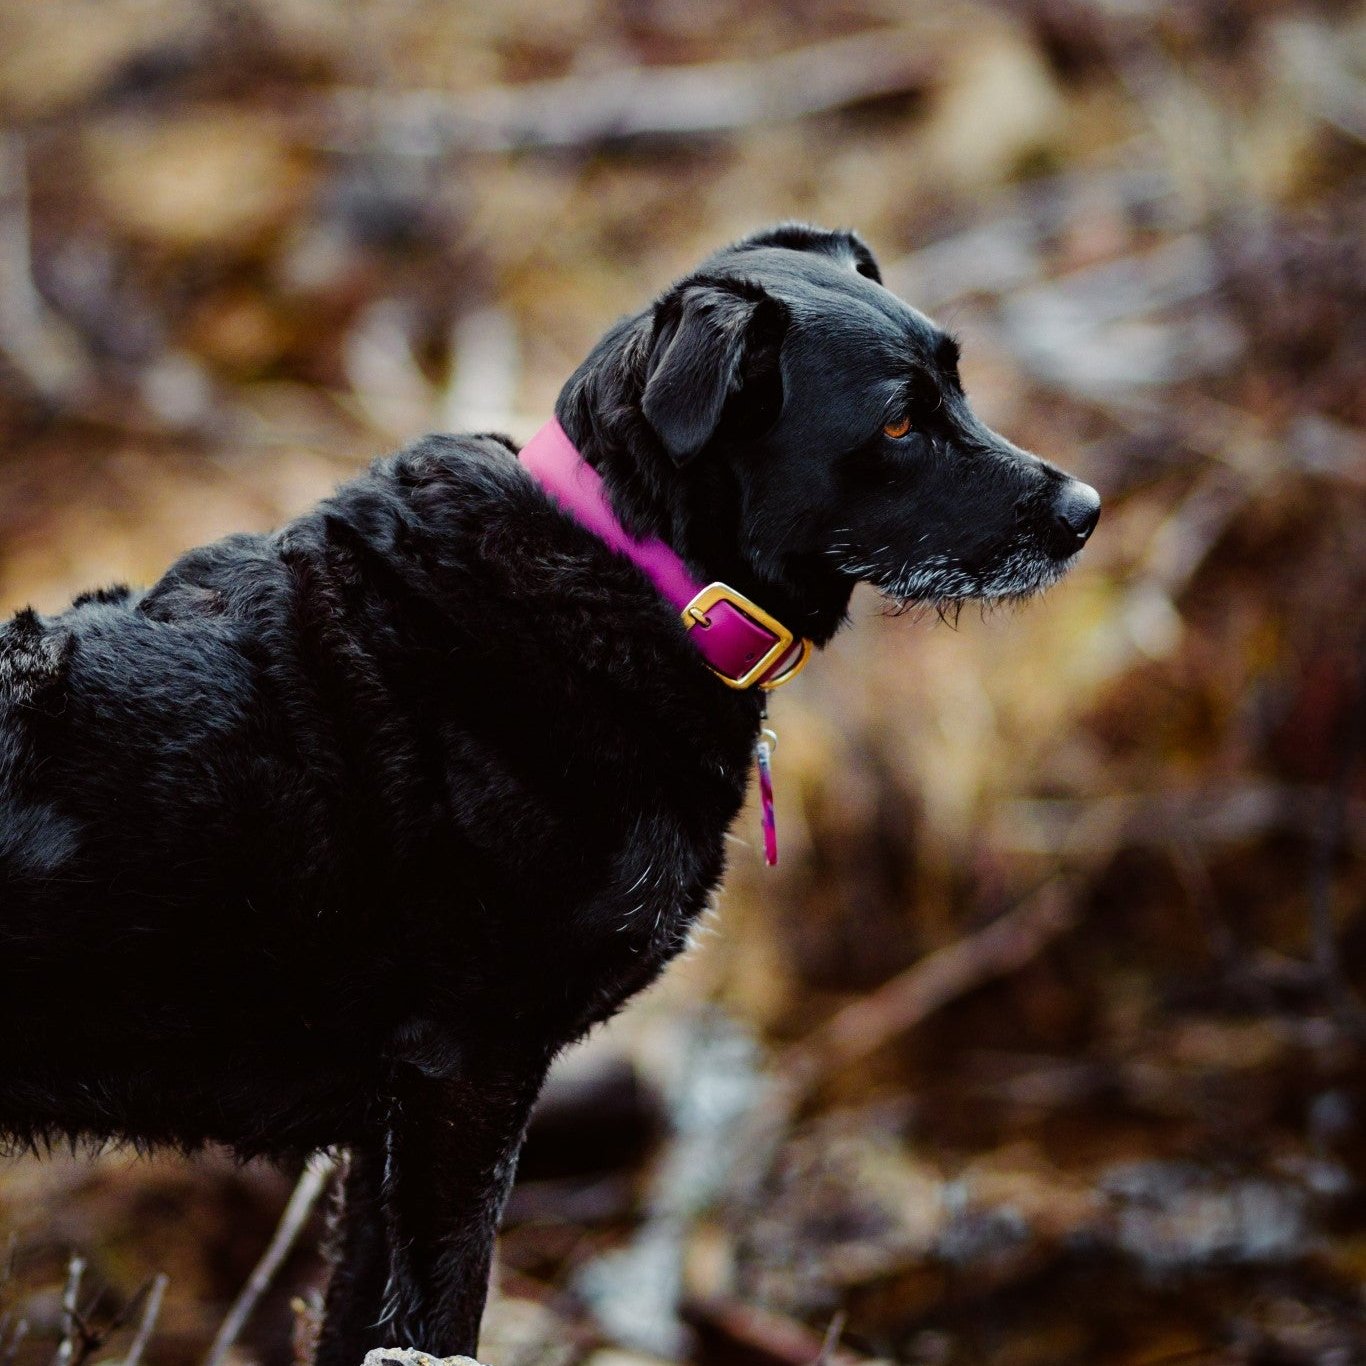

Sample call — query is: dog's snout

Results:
[1046,479,1101,557]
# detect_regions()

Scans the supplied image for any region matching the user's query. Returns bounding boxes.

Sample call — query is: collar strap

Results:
[519,420,811,691]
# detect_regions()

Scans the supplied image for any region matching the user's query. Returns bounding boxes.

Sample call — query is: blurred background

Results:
[1,1,1364,1364]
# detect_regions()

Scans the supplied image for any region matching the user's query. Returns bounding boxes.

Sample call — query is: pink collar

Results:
[519,420,810,691]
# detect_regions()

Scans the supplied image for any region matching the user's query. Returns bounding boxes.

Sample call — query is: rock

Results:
[361,1351,486,1366]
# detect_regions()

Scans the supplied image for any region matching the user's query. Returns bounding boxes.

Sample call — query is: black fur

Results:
[0,225,1098,1359]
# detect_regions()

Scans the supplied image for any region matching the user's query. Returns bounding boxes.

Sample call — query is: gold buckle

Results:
[759,636,811,691]
[681,581,812,691]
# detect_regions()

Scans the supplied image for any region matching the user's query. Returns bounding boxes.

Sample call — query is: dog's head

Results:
[556,224,1100,644]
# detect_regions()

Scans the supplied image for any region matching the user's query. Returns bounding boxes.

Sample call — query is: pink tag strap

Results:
[756,730,778,866]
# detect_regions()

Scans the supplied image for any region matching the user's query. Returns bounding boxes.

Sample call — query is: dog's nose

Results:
[1047,480,1101,557]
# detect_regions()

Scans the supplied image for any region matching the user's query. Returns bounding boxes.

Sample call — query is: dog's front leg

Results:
[314,1144,393,1366]
[380,1046,553,1357]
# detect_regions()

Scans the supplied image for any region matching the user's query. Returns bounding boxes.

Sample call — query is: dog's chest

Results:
[424,696,753,1033]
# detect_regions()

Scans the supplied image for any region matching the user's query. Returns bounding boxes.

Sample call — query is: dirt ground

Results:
[1,2,1364,1364]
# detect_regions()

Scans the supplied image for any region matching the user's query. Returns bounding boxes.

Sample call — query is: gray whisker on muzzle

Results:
[836,535,1076,611]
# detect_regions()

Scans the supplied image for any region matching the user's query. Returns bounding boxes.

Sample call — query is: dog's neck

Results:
[520,420,810,691]
[553,315,854,646]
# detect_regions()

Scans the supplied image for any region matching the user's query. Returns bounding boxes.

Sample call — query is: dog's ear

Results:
[732,222,882,284]
[642,284,786,466]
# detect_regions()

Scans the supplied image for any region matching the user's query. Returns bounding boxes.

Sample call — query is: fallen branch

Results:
[720,880,1080,1217]
[780,877,1077,1105]
[325,29,930,154]
[816,1310,849,1366]
[46,1260,166,1366]
[0,1316,27,1366]
[998,234,1239,397]
[685,1296,871,1366]
[120,1273,168,1366]
[51,1256,87,1366]
[203,1153,338,1366]
[575,1014,764,1357]
[788,877,1075,1089]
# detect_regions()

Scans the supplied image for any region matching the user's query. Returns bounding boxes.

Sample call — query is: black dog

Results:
[0,225,1098,1359]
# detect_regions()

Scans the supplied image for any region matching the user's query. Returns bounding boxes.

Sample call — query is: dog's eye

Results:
[883,417,912,439]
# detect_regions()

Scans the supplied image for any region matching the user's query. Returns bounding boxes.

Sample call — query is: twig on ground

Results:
[684,1296,872,1366]
[814,1310,848,1366]
[52,1255,89,1366]
[575,1014,763,1358]
[720,880,1081,1222]
[780,877,1077,1100]
[49,1262,164,1366]
[0,1317,27,1366]
[121,1273,168,1366]
[203,1154,339,1366]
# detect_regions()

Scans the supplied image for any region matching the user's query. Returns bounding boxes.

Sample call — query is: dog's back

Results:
[0,541,385,1150]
